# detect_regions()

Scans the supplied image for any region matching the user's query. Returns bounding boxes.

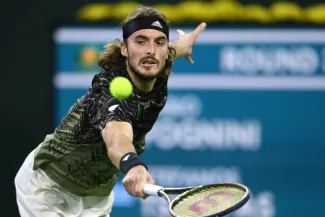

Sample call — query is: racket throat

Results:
[159,191,171,204]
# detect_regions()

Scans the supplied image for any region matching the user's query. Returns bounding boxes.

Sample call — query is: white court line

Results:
[54,28,325,43]
[54,73,325,90]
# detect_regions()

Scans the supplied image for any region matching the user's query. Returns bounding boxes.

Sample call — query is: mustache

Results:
[139,56,159,64]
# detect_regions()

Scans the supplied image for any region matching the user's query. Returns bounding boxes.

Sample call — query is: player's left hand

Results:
[171,22,207,64]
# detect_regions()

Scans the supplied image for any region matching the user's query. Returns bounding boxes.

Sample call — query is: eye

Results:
[136,39,146,45]
[156,40,166,46]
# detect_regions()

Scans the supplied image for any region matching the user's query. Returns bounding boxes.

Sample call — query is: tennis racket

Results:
[143,182,250,217]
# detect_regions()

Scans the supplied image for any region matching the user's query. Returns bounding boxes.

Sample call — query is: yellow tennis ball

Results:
[109,77,133,99]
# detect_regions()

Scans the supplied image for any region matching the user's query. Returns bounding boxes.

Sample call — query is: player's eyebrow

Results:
[134,35,148,40]
[134,35,167,41]
[155,36,167,42]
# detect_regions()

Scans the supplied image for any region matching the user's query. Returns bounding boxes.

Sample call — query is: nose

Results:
[146,42,155,56]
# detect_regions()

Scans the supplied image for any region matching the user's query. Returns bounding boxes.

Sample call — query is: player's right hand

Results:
[122,165,155,199]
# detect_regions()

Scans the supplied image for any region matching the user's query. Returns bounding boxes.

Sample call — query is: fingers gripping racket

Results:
[143,183,250,217]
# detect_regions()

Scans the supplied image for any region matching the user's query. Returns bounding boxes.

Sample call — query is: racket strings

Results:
[172,186,246,217]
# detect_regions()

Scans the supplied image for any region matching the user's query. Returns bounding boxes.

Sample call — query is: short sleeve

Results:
[86,73,136,131]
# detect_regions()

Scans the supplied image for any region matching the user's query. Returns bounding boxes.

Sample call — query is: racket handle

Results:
[143,184,163,196]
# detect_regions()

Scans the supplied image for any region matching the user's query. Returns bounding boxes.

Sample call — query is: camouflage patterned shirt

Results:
[33,68,167,196]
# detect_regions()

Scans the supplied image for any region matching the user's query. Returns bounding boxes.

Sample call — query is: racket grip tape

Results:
[143,184,163,196]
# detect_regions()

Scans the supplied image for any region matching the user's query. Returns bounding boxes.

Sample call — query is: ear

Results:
[120,42,128,57]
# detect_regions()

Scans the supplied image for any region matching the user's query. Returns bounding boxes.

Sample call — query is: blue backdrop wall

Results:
[53,25,325,217]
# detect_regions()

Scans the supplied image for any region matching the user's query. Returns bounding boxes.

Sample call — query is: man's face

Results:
[121,29,168,81]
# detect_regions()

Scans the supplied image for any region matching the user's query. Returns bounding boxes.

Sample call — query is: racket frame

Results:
[159,183,250,217]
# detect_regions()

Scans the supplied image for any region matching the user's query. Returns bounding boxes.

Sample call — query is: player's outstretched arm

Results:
[169,22,207,64]
[102,121,135,167]
[102,121,155,199]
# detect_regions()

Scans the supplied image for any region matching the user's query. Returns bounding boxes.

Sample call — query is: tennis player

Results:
[14,5,206,217]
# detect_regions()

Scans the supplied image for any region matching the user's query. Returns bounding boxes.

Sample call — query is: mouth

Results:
[141,59,157,67]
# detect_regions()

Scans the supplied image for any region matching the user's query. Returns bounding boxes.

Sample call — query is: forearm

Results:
[104,132,136,169]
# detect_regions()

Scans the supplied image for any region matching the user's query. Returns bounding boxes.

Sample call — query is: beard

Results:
[127,58,164,81]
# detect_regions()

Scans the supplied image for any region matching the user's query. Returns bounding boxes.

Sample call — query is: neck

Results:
[126,64,156,92]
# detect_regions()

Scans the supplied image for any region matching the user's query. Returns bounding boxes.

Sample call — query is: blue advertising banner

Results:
[53,26,325,217]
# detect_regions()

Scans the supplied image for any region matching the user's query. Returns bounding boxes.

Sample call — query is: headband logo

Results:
[151,21,163,29]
